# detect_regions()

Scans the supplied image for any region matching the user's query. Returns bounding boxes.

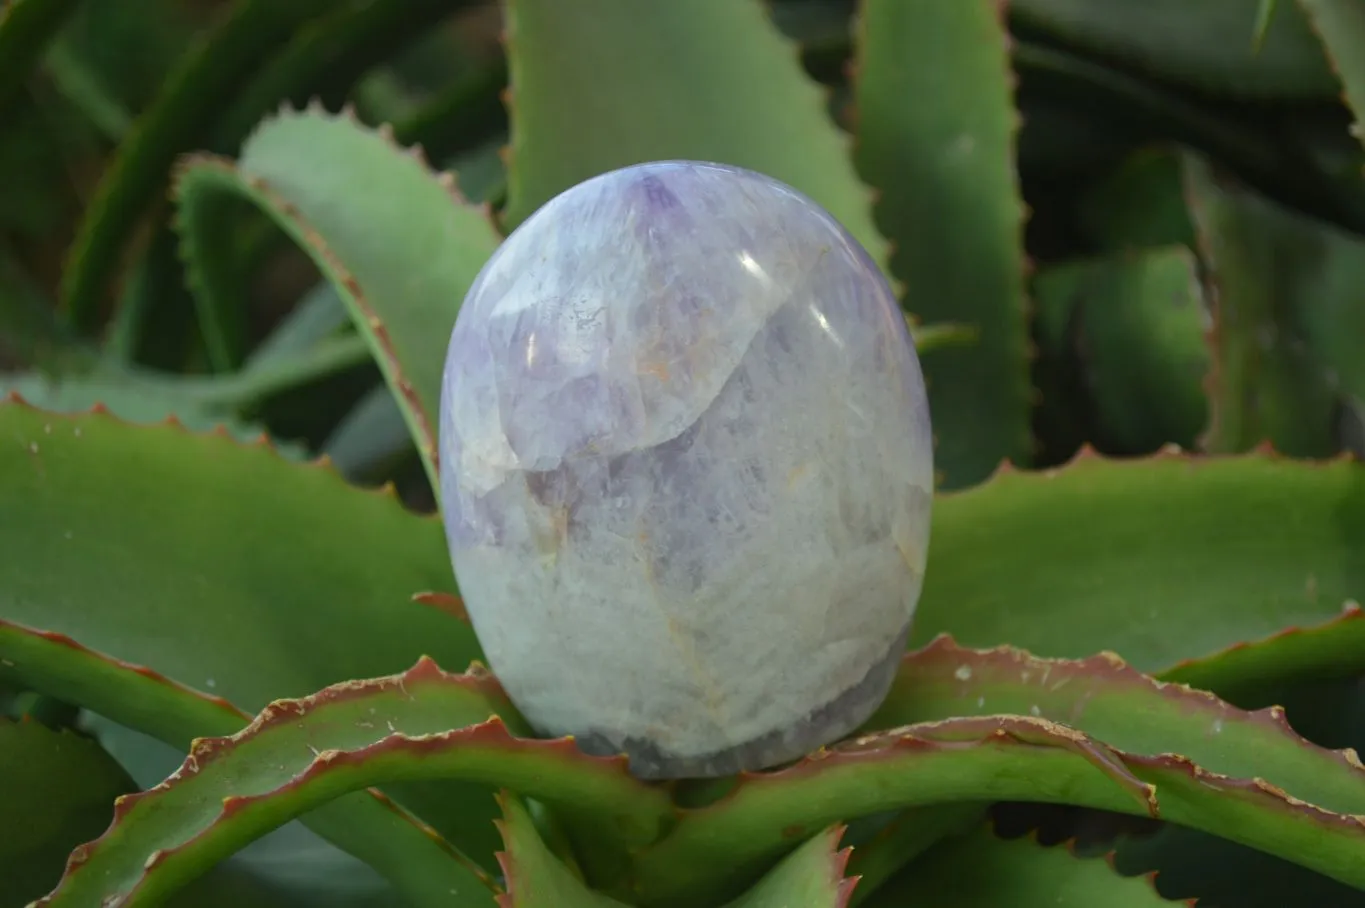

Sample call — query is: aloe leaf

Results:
[0,619,497,908]
[43,0,198,117]
[500,0,887,273]
[633,712,1365,906]
[211,0,473,152]
[1296,0,1365,149]
[863,824,1178,907]
[41,33,133,140]
[496,793,631,908]
[1183,153,1340,455]
[853,0,1032,488]
[868,637,1365,811]
[0,250,92,373]
[0,717,136,904]
[246,282,351,369]
[718,825,856,908]
[1180,151,1365,433]
[1077,147,1196,252]
[59,0,335,333]
[34,662,672,908]
[323,383,412,480]
[0,0,82,117]
[840,805,985,907]
[1032,246,1208,454]
[391,55,508,166]
[917,448,1365,683]
[0,369,320,455]
[1011,0,1336,98]
[0,395,523,867]
[175,104,504,489]
[1165,607,1365,699]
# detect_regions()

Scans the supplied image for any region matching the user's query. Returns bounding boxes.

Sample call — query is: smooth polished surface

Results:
[439,161,933,778]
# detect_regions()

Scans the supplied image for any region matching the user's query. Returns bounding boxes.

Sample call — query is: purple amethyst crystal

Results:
[439,161,933,779]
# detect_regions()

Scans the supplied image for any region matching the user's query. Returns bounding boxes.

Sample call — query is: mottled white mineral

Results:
[439,160,933,778]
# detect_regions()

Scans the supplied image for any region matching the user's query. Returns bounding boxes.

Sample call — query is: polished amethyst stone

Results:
[438,161,933,779]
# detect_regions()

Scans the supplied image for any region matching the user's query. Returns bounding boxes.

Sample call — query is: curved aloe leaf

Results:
[723,825,857,908]
[495,793,629,908]
[0,717,135,904]
[0,0,82,118]
[175,103,503,488]
[211,0,474,152]
[500,0,887,273]
[853,0,1031,488]
[1011,0,1336,98]
[632,713,1365,906]
[0,394,475,708]
[1298,0,1365,149]
[0,395,520,872]
[863,824,1180,907]
[840,805,985,907]
[1165,607,1365,699]
[1031,246,1208,455]
[0,618,498,908]
[59,0,335,332]
[34,660,672,908]
[868,637,1365,810]
[1183,153,1340,456]
[918,447,1365,683]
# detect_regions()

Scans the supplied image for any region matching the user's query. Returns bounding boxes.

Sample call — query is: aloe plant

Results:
[4,0,1365,905]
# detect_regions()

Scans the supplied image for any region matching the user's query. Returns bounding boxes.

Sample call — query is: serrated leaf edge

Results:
[881,634,1365,778]
[1,389,430,513]
[636,712,1365,905]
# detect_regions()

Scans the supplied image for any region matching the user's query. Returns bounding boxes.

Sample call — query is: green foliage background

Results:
[5,0,1365,906]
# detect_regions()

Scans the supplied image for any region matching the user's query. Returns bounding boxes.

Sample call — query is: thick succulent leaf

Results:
[0,619,495,908]
[323,384,413,480]
[1183,154,1365,429]
[0,393,473,707]
[0,396,521,869]
[1011,0,1336,98]
[59,0,336,332]
[175,104,504,487]
[868,637,1365,812]
[1183,153,1340,456]
[1165,607,1365,699]
[916,447,1365,684]
[1078,148,1196,252]
[721,825,856,908]
[631,713,1365,907]
[1298,0,1365,147]
[210,0,471,152]
[500,0,887,274]
[852,0,1032,488]
[0,0,81,117]
[42,0,197,120]
[0,371,315,456]
[1032,246,1208,454]
[246,282,350,368]
[863,825,1180,907]
[836,805,985,907]
[33,661,672,908]
[0,718,136,905]
[495,793,629,908]
[0,250,91,373]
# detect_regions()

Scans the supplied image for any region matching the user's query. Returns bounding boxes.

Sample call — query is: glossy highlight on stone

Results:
[439,161,933,779]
